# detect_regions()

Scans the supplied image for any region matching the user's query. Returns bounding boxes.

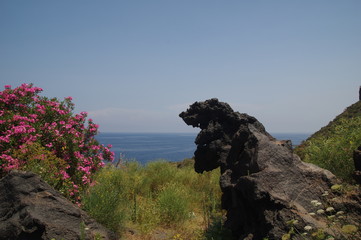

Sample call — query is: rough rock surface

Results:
[0,171,117,240]
[180,99,361,240]
[353,146,361,184]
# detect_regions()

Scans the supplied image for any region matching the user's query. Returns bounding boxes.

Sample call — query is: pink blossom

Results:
[82,175,90,184]
[0,154,21,171]
[0,83,114,203]
[45,143,53,148]
[4,85,11,89]
[60,170,70,179]
[0,136,10,143]
[12,125,27,134]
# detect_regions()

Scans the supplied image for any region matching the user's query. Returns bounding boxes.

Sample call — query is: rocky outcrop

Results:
[0,171,117,240]
[180,99,361,240]
[353,146,361,184]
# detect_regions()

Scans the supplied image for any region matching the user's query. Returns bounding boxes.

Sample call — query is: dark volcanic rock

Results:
[0,171,117,240]
[180,99,361,240]
[353,146,361,184]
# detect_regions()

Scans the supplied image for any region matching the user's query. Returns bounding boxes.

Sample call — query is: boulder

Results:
[0,171,117,240]
[180,99,361,240]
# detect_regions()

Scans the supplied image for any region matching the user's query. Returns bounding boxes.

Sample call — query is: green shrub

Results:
[157,183,190,226]
[133,196,160,233]
[82,166,127,234]
[302,117,361,181]
[143,160,177,193]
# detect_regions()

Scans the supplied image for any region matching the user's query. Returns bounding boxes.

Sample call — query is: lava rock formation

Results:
[180,99,360,240]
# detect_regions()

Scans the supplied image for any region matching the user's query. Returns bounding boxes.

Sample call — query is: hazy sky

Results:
[1,1,360,133]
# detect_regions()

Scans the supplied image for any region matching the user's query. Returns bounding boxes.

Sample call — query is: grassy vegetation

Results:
[81,159,231,239]
[296,117,361,181]
[295,102,361,182]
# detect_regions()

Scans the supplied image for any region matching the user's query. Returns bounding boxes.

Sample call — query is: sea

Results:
[96,132,310,165]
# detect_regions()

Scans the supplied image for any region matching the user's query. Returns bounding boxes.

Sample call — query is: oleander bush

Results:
[0,84,114,202]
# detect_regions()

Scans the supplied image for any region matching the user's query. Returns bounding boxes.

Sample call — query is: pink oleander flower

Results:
[45,143,53,148]
[60,170,70,179]
[12,125,27,134]
[0,135,10,143]
[0,83,114,203]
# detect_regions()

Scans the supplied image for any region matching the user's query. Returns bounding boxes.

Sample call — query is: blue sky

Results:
[1,1,360,133]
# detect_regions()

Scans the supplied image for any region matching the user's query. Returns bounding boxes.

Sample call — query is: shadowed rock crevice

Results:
[180,99,360,240]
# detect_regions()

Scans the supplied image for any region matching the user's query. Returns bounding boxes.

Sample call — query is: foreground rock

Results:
[0,171,117,240]
[180,99,361,240]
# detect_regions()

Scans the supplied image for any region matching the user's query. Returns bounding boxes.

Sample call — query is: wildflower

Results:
[326,207,335,212]
[304,225,312,231]
[336,211,344,215]
[317,209,325,214]
[322,191,329,196]
[311,200,322,207]
[309,212,316,216]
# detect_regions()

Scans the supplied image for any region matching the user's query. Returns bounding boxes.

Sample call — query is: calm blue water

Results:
[96,132,310,165]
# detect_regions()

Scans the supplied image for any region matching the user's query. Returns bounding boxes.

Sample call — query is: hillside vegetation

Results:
[295,101,361,181]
